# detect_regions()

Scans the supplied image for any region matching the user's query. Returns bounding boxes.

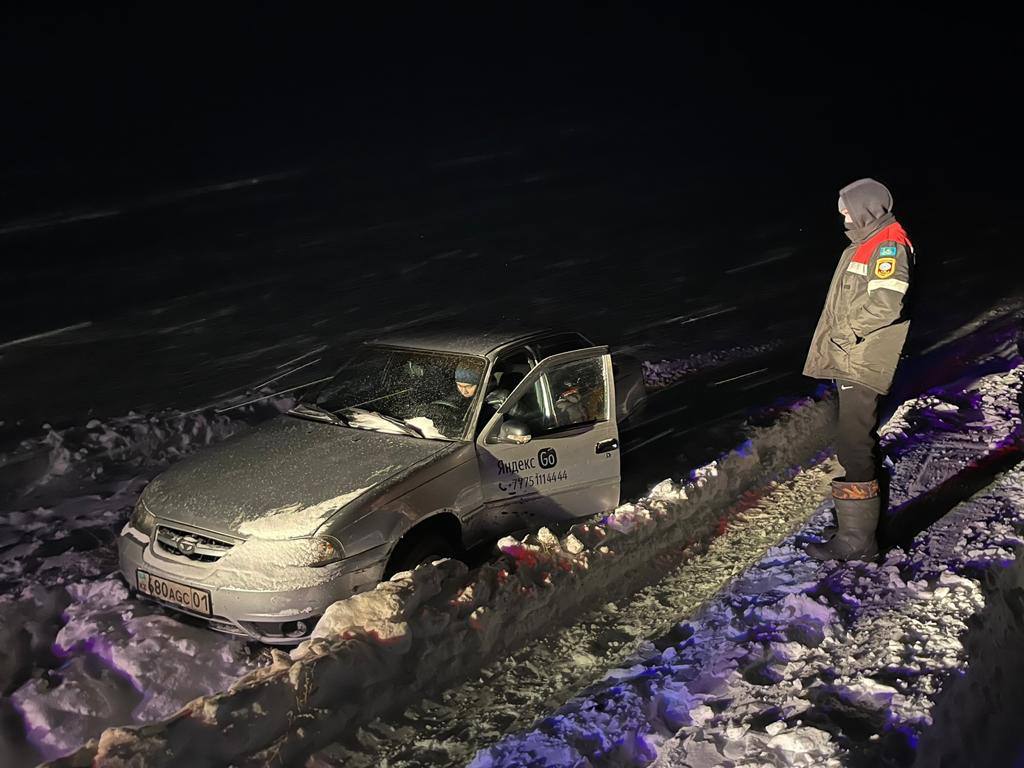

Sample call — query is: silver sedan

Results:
[118,328,629,643]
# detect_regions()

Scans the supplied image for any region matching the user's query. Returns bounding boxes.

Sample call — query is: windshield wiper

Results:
[288,403,348,426]
[377,411,427,438]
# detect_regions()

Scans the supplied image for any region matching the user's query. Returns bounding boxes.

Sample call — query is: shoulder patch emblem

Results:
[879,245,898,257]
[875,257,897,279]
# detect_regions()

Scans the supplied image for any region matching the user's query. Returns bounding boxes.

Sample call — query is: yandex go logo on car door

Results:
[537,447,558,469]
[495,446,568,495]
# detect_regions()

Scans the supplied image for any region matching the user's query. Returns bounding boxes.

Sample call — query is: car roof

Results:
[368,326,582,357]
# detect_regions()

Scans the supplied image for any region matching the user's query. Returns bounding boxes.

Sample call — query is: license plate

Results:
[137,570,212,616]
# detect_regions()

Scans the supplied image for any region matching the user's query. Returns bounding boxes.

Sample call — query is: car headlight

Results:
[129,501,157,536]
[278,536,345,568]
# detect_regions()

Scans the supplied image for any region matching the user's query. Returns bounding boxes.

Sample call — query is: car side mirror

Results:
[497,418,532,444]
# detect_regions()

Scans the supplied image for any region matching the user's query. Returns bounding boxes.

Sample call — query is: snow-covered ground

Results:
[0,407,285,766]
[25,345,1020,767]
[458,367,1024,768]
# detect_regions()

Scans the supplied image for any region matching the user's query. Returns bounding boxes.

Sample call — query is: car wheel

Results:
[383,533,457,579]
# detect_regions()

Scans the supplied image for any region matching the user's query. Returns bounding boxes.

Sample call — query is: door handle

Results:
[596,438,619,454]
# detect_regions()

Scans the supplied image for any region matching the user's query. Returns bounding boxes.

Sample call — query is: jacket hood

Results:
[839,178,894,231]
[141,415,458,538]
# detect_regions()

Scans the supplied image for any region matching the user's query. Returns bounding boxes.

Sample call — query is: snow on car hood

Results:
[236,486,373,539]
[141,416,457,538]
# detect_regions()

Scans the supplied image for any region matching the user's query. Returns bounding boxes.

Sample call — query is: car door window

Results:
[547,357,607,429]
[489,355,607,440]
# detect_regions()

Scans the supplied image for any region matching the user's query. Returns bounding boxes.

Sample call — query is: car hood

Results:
[142,415,457,538]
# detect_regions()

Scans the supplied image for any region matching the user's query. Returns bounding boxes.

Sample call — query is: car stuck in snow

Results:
[118,328,643,643]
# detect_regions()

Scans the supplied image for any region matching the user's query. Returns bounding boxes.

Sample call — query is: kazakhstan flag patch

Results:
[879,245,898,257]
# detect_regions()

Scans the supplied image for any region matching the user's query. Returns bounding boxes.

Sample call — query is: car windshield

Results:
[299,346,487,441]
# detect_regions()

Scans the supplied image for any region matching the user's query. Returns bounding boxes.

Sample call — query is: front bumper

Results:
[117,528,387,644]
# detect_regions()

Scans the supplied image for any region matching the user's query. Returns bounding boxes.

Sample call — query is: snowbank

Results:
[10,410,239,493]
[1,397,292,507]
[49,393,838,767]
[642,342,782,389]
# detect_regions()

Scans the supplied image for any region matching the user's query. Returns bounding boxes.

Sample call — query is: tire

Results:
[383,532,457,579]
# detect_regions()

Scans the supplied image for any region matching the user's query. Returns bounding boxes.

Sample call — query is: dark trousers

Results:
[836,381,881,482]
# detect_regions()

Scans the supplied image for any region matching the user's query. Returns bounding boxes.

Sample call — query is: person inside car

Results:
[455,364,511,436]
[454,363,481,400]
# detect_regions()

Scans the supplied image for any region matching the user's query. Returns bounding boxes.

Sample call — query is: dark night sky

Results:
[0,6,1017,227]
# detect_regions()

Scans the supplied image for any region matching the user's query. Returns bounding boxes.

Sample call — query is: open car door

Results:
[476,346,620,526]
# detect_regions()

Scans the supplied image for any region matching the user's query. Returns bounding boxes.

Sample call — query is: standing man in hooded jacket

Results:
[803,178,914,562]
